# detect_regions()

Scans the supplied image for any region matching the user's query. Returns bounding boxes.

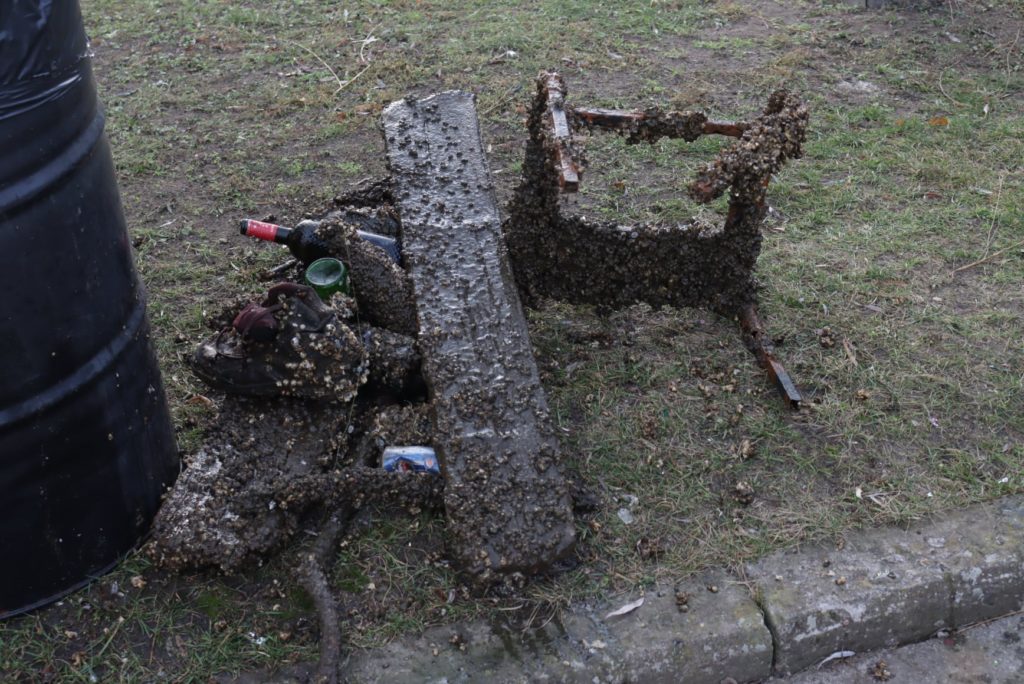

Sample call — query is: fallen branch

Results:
[294,469,442,682]
[301,507,355,684]
[937,67,967,108]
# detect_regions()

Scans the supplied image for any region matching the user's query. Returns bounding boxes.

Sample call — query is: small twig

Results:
[981,174,1005,257]
[952,237,1024,276]
[351,24,381,64]
[1005,28,1021,90]
[336,62,373,95]
[94,616,126,662]
[286,39,346,92]
[842,338,859,367]
[958,608,1024,633]
[937,68,966,108]
[260,258,298,281]
[286,39,371,94]
[481,83,523,116]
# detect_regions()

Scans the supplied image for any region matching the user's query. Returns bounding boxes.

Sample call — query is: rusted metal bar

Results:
[510,71,809,407]
[702,121,749,138]
[738,304,802,409]
[539,73,580,192]
[570,106,748,139]
[570,107,642,128]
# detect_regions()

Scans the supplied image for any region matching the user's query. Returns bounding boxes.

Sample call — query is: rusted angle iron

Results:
[571,107,750,140]
[539,73,580,192]
[738,304,802,409]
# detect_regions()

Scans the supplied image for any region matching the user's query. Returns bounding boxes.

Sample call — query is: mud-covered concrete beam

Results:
[381,91,576,585]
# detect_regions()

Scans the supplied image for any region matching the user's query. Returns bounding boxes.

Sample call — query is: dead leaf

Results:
[929,116,949,126]
[842,339,859,366]
[604,596,645,619]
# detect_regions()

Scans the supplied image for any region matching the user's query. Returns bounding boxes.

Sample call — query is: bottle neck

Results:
[240,219,292,244]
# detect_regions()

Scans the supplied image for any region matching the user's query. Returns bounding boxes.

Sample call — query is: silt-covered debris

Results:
[149,396,443,574]
[504,71,808,405]
[150,72,811,683]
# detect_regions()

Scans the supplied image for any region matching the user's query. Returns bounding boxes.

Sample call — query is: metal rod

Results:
[570,106,748,138]
[702,121,749,138]
[737,304,802,409]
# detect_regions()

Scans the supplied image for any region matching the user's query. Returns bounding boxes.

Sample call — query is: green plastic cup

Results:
[304,257,349,300]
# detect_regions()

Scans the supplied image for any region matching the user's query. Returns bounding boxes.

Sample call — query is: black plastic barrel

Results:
[0,2,179,618]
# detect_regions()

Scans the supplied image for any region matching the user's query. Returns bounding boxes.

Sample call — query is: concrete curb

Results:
[338,496,1024,683]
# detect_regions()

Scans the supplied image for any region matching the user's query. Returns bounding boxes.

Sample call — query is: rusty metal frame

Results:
[507,71,808,408]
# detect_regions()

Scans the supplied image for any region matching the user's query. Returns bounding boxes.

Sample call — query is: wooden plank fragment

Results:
[381,91,575,583]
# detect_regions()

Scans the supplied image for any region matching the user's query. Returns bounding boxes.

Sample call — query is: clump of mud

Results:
[149,397,351,573]
[314,218,418,336]
[150,396,446,573]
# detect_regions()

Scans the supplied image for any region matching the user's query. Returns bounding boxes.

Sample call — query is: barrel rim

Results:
[0,544,140,621]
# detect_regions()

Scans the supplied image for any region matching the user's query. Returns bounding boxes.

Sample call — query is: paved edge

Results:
[229,496,1024,683]
[343,570,772,683]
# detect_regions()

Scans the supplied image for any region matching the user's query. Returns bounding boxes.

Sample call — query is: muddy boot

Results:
[190,283,368,401]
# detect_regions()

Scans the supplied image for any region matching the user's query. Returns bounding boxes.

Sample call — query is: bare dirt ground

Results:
[1,0,1021,681]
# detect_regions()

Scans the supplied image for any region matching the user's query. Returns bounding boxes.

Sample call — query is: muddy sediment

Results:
[357,324,422,395]
[149,396,443,573]
[314,217,418,336]
[350,403,435,467]
[149,397,350,572]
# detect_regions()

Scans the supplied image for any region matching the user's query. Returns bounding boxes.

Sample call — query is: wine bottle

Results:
[240,215,401,264]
